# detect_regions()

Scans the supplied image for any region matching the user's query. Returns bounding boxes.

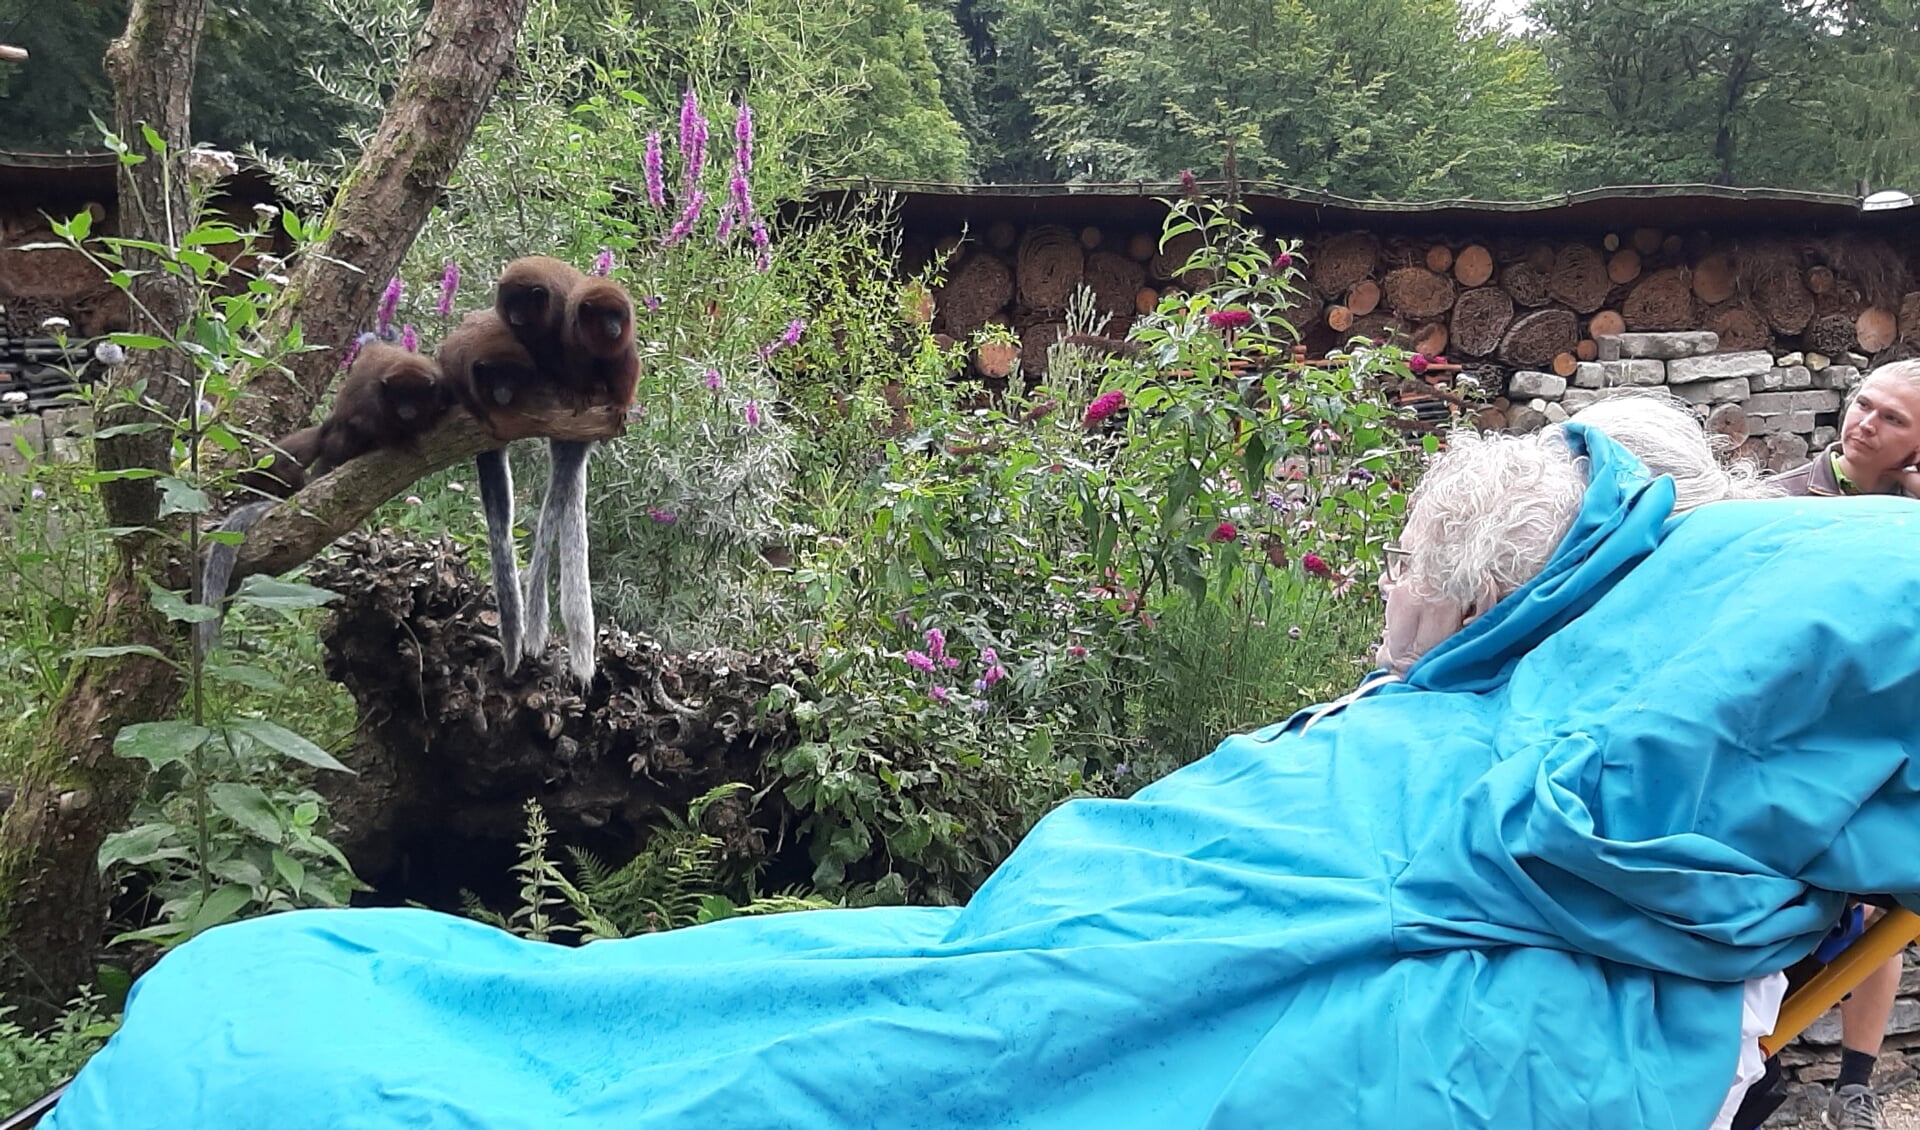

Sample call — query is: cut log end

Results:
[1326,305,1355,332]
[1346,279,1382,317]
[1452,244,1494,288]
[1425,245,1454,273]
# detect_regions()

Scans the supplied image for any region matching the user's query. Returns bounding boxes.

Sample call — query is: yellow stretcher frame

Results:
[1760,906,1920,1057]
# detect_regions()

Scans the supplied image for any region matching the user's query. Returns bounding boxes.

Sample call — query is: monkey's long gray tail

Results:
[476,447,526,674]
[521,439,595,683]
[194,499,276,658]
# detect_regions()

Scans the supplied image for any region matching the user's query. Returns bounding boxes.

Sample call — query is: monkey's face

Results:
[380,364,448,431]
[498,283,554,331]
[566,280,635,359]
[474,358,537,407]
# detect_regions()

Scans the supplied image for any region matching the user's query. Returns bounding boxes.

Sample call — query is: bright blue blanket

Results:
[47,426,1920,1129]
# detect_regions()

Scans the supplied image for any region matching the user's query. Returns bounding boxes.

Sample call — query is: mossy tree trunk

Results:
[0,0,531,1022]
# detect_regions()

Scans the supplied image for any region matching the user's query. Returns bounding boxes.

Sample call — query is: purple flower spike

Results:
[664,191,706,248]
[704,368,722,390]
[716,200,737,241]
[750,220,772,272]
[400,324,418,352]
[592,247,614,276]
[438,262,459,317]
[678,89,708,193]
[376,277,402,338]
[643,295,662,312]
[647,507,677,524]
[644,131,666,209]
[735,100,753,175]
[744,400,761,428]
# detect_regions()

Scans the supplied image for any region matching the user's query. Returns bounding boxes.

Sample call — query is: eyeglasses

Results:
[1381,542,1412,585]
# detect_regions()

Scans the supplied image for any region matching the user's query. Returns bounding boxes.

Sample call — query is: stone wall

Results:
[1496,330,1860,472]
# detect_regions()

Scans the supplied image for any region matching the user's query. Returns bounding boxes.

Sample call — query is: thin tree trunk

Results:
[242,0,532,443]
[0,0,531,1020]
[0,0,207,1022]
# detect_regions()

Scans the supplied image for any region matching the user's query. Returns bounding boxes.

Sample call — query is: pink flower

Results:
[943,656,960,670]
[1303,553,1332,578]
[664,190,706,247]
[678,89,707,193]
[930,686,952,705]
[758,318,806,360]
[399,324,417,352]
[704,368,722,390]
[744,400,761,428]
[1067,646,1088,659]
[647,507,677,524]
[437,262,459,317]
[642,295,662,312]
[1083,390,1127,428]
[1274,252,1292,268]
[376,277,402,338]
[1209,521,1237,543]
[904,650,935,674]
[1409,354,1429,375]
[924,628,946,660]
[643,131,666,209]
[1179,169,1199,197]
[1433,355,1448,365]
[1207,308,1252,330]
[592,248,614,276]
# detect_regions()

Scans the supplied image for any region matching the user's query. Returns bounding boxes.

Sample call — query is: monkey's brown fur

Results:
[315,343,448,472]
[438,308,541,420]
[496,256,588,372]
[561,277,639,412]
[235,426,322,499]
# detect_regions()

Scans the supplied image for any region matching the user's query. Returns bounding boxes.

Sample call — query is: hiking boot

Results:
[1826,1083,1885,1130]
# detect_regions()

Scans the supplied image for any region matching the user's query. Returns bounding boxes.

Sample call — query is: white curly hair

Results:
[1566,389,1780,512]
[1399,429,1588,608]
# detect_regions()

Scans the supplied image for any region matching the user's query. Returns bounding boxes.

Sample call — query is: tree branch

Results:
[231,401,627,584]
[238,0,532,445]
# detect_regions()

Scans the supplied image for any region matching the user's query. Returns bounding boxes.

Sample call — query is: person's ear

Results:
[1461,579,1502,626]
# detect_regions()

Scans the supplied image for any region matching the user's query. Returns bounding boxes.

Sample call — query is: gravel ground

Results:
[1889,1088,1920,1130]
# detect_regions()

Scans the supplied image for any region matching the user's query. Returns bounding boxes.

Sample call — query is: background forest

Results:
[8,0,1920,197]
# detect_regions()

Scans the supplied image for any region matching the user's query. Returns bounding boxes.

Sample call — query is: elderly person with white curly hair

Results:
[1373,389,1777,679]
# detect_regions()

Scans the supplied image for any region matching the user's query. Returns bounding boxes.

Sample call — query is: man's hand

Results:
[1896,465,1920,497]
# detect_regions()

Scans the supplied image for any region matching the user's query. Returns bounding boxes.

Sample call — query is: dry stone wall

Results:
[1498,331,1861,472]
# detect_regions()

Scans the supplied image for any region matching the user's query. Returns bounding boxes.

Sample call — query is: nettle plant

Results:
[37,128,363,948]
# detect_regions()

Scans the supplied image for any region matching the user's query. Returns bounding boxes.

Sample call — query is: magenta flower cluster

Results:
[376,277,402,339]
[438,262,459,317]
[902,629,1014,708]
[1083,390,1127,428]
[758,318,806,361]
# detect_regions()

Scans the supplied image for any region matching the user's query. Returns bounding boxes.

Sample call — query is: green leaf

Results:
[98,823,178,872]
[203,662,284,692]
[68,644,171,664]
[292,800,319,827]
[187,884,253,937]
[271,848,306,893]
[108,332,170,351]
[227,718,352,773]
[113,721,211,770]
[156,477,210,517]
[90,422,164,440]
[207,781,284,843]
[229,576,340,612]
[210,858,264,888]
[64,210,93,241]
[146,582,220,624]
[139,125,167,156]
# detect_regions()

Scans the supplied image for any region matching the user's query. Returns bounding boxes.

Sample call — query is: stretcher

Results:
[1729,906,1920,1130]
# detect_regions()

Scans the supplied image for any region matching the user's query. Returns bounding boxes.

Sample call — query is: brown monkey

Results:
[313,341,449,473]
[495,255,588,373]
[233,425,322,500]
[560,276,640,413]
[437,308,540,421]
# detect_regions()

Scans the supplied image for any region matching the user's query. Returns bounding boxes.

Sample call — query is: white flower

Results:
[252,203,280,220]
[39,316,69,332]
[448,482,466,493]
[264,273,290,287]
[2,390,27,404]
[405,495,423,506]
[92,341,127,366]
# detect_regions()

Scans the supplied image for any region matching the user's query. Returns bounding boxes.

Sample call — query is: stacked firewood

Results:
[907,220,1920,382]
[0,333,90,415]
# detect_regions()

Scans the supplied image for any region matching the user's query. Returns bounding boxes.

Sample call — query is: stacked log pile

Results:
[908,219,1920,393]
[0,214,130,342]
